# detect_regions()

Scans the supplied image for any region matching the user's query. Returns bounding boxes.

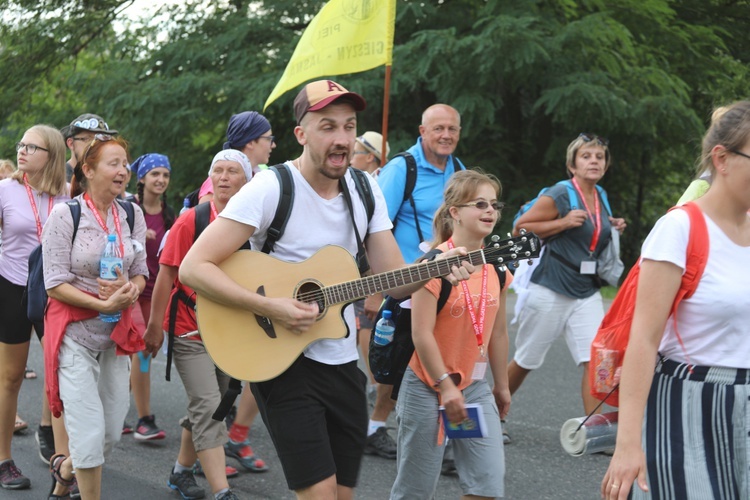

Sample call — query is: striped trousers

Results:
[633,357,750,499]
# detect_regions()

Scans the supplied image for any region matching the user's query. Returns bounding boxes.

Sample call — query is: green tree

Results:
[2,0,749,270]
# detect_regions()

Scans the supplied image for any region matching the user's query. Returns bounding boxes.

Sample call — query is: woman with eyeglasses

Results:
[390,169,511,500]
[509,134,627,434]
[0,125,69,491]
[601,101,750,500]
[41,135,147,500]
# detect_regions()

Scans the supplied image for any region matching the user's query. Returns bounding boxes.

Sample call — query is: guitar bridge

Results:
[254,285,276,339]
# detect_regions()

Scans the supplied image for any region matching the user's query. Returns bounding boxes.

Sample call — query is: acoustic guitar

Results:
[196,233,540,381]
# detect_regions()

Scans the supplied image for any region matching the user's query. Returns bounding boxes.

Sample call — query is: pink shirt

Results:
[0,178,70,285]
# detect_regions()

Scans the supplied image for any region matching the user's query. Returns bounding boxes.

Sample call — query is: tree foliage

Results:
[1,0,749,268]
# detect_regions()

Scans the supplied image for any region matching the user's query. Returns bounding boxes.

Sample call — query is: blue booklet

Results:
[439,404,487,439]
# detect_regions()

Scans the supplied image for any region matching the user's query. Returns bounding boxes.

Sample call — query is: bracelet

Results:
[433,372,451,388]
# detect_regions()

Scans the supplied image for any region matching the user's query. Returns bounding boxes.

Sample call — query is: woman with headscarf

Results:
[0,125,68,491]
[125,153,175,442]
[196,111,276,204]
[142,149,253,500]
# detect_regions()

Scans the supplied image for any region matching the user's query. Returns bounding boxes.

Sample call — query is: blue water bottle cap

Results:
[107,234,117,241]
[382,310,392,319]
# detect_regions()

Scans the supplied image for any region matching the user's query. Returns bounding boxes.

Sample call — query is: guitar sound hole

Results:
[296,281,325,317]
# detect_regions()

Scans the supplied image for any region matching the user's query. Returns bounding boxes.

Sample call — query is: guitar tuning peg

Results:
[491,234,500,242]
[496,257,504,263]
[510,261,519,269]
[511,253,518,260]
[527,259,534,265]
[499,264,507,272]
[506,232,512,239]
[519,228,527,235]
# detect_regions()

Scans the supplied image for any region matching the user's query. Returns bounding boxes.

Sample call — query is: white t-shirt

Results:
[641,208,750,368]
[220,162,393,365]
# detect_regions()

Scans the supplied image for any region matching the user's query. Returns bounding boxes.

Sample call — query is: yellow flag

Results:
[264,0,396,110]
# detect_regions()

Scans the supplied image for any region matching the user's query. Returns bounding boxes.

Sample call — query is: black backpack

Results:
[369,249,507,400]
[390,152,462,243]
[24,199,136,334]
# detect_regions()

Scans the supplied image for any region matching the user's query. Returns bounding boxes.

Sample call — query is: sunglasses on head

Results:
[578,133,609,147]
[456,200,504,211]
[82,134,116,161]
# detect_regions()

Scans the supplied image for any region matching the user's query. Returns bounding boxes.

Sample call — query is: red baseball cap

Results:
[293,80,366,124]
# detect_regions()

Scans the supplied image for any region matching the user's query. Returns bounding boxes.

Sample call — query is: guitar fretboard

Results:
[319,242,520,306]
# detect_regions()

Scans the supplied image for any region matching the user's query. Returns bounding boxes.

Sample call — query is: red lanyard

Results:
[83,193,124,255]
[23,173,53,243]
[571,178,601,253]
[447,239,488,354]
[209,201,218,220]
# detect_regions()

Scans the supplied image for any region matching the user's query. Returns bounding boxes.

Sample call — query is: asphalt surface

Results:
[10,294,615,499]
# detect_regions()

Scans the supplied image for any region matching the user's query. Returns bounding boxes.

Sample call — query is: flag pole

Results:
[381,64,392,163]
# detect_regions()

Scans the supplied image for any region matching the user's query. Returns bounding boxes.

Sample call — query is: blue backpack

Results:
[513,180,612,227]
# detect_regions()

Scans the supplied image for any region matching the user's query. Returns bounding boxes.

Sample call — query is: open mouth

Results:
[328,152,348,166]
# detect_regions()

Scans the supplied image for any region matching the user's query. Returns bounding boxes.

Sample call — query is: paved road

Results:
[10,295,614,499]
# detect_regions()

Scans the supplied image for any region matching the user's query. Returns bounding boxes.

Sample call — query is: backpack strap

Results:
[349,167,375,223]
[664,201,709,370]
[262,164,294,254]
[165,288,196,382]
[193,202,212,242]
[66,200,82,241]
[340,169,370,275]
[115,199,136,234]
[596,185,613,217]
[212,377,243,423]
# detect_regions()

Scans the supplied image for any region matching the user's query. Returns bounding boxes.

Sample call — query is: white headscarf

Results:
[209,149,253,182]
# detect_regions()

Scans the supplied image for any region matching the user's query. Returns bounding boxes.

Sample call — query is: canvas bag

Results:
[596,227,624,287]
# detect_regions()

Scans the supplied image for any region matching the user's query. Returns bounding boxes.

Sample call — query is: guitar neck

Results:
[322,249,487,306]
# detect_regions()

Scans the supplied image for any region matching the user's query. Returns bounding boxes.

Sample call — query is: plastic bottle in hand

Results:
[99,234,123,323]
[373,310,395,346]
[179,197,190,215]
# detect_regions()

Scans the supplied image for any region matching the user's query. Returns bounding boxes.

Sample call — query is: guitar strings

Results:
[292,239,530,305]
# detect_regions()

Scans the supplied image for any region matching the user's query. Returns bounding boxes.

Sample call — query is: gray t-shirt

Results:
[530,183,612,298]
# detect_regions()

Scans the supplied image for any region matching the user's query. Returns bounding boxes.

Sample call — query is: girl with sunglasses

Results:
[509,133,627,435]
[390,169,511,500]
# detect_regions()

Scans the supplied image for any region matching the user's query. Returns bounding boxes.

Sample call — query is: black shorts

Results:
[0,274,41,344]
[251,355,368,491]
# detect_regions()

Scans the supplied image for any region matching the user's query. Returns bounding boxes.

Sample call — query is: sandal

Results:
[14,415,28,434]
[49,454,75,499]
[24,366,37,379]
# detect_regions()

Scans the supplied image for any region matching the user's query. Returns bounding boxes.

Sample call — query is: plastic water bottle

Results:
[179,197,190,215]
[99,234,123,323]
[373,310,395,346]
[137,351,150,373]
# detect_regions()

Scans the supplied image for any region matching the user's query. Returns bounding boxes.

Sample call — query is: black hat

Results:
[61,113,118,139]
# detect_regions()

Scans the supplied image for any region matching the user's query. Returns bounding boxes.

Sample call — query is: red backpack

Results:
[589,202,708,407]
